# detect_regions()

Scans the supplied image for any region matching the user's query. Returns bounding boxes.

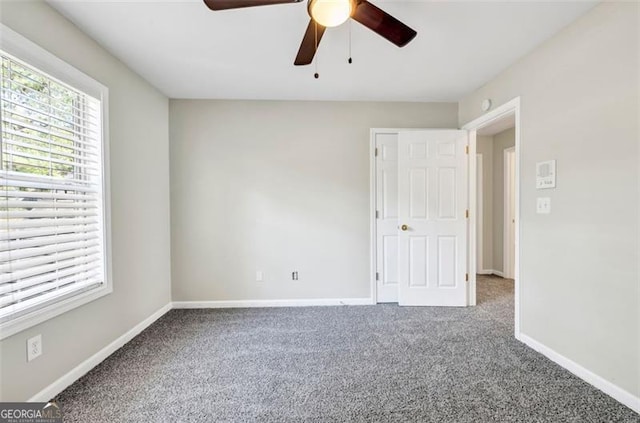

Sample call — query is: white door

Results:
[397,130,468,306]
[375,133,399,302]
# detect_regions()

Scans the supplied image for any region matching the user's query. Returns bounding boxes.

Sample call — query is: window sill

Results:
[0,284,112,340]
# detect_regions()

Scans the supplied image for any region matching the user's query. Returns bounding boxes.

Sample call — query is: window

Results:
[0,25,110,339]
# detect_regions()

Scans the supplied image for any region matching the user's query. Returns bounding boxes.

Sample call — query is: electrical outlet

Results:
[292,271,299,281]
[27,334,42,362]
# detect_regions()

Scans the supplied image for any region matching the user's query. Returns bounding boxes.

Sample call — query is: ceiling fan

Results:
[203,0,417,66]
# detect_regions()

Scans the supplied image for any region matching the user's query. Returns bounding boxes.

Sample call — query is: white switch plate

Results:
[537,197,551,214]
[256,271,263,282]
[27,334,42,362]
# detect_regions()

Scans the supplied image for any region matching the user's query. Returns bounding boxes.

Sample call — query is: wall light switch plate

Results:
[537,197,551,214]
[27,334,42,362]
[256,271,263,282]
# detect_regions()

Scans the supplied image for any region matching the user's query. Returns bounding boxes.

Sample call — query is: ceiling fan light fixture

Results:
[308,0,354,28]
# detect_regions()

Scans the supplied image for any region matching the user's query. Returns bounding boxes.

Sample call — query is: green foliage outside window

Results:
[1,57,85,180]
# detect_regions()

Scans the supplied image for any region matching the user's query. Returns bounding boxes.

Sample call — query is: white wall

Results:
[170,100,458,302]
[0,1,172,401]
[477,136,494,271]
[460,2,639,398]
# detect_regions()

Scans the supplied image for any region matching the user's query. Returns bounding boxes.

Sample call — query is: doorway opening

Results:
[464,97,521,339]
[474,117,516,316]
[475,116,515,279]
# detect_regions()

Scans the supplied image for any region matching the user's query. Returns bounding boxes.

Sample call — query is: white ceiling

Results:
[48,0,597,101]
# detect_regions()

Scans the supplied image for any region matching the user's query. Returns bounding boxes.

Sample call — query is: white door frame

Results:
[370,128,455,303]
[462,97,521,339]
[503,147,516,280]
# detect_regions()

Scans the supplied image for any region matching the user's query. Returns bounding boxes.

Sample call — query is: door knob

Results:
[400,224,408,231]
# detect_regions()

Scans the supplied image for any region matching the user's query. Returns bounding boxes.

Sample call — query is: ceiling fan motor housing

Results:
[307,0,356,28]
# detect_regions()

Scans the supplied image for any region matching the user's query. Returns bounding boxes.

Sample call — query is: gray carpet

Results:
[55,276,639,422]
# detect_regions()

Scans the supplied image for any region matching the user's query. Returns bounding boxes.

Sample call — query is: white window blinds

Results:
[0,51,106,323]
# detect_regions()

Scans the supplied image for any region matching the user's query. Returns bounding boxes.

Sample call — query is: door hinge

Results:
[465,145,469,154]
[465,273,469,282]
[375,210,380,219]
[376,272,379,281]
[465,209,469,218]
[375,147,378,157]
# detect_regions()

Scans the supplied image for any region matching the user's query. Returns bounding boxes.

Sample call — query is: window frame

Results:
[0,24,112,340]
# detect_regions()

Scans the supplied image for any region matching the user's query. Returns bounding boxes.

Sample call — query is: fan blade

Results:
[351,1,417,47]
[204,0,301,11]
[294,20,326,66]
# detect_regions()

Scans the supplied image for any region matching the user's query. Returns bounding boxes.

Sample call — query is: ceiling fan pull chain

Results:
[348,19,353,64]
[314,21,320,79]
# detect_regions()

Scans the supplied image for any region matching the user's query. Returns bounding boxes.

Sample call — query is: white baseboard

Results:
[172,297,374,309]
[478,269,505,277]
[520,334,640,414]
[28,302,172,402]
